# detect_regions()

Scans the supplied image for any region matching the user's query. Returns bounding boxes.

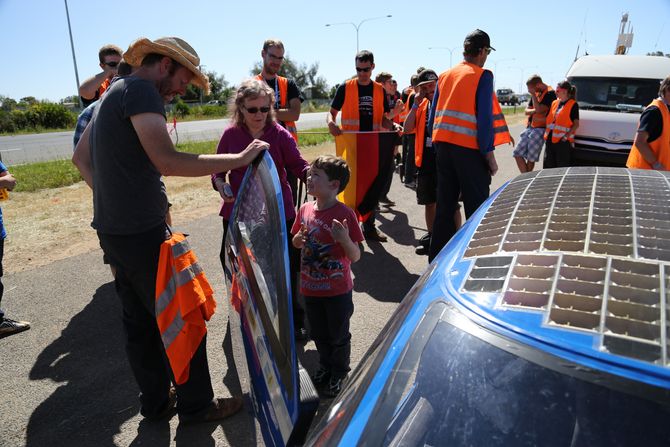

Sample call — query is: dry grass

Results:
[3,141,337,274]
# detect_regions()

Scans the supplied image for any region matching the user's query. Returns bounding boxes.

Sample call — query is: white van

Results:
[566,55,670,166]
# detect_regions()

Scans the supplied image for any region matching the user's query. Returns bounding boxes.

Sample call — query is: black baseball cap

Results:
[464,29,495,51]
[417,69,438,86]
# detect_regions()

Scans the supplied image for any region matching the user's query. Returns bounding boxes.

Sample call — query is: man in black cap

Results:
[427,29,511,262]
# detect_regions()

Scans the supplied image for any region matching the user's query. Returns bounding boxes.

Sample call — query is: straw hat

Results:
[123,37,210,94]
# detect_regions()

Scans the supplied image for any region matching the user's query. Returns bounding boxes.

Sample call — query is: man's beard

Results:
[264,63,277,75]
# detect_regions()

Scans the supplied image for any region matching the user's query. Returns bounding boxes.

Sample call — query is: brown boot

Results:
[180,397,244,425]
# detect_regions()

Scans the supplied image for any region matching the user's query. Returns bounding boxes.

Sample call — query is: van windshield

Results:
[570,77,659,112]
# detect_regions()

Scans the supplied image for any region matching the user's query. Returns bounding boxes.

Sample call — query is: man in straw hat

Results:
[72,37,266,424]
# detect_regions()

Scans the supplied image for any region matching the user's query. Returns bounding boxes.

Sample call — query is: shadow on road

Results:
[352,242,420,304]
[26,281,140,446]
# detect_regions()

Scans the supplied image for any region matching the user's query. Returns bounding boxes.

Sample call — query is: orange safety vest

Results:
[155,232,216,385]
[627,98,670,170]
[256,74,298,142]
[414,98,430,167]
[432,62,511,149]
[544,99,576,143]
[98,78,111,97]
[341,79,385,131]
[530,86,553,128]
[399,92,415,135]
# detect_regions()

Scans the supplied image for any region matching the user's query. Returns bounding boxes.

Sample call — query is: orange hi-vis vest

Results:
[399,92,415,135]
[155,232,216,385]
[341,79,385,131]
[627,98,670,170]
[432,62,511,149]
[256,74,298,142]
[530,86,553,128]
[414,98,430,167]
[544,99,576,143]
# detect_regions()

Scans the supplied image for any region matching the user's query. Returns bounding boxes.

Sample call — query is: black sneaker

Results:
[323,374,347,398]
[0,318,31,339]
[311,366,331,387]
[379,196,396,206]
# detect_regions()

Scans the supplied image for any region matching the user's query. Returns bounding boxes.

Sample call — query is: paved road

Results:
[0,124,523,446]
[0,112,329,166]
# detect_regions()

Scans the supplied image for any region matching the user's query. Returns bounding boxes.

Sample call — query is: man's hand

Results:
[392,99,404,114]
[485,151,498,176]
[328,121,343,137]
[240,139,270,164]
[413,90,426,104]
[0,171,17,190]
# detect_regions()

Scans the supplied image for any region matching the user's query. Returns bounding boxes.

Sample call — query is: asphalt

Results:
[0,124,523,446]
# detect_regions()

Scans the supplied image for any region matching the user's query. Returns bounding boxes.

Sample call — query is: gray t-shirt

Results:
[90,76,168,234]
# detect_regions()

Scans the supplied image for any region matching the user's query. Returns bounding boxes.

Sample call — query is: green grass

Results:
[10,128,335,192]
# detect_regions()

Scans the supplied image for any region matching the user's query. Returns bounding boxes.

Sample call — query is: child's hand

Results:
[293,223,308,248]
[330,218,349,243]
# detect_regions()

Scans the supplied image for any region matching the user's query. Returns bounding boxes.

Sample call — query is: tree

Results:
[0,95,17,111]
[646,51,670,57]
[206,70,233,101]
[19,96,38,107]
[250,55,330,99]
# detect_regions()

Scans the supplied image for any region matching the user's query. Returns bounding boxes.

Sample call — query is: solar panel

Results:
[460,167,670,367]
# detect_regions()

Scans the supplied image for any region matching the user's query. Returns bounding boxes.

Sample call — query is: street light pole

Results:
[63,0,82,108]
[428,46,458,68]
[490,58,515,90]
[325,15,392,53]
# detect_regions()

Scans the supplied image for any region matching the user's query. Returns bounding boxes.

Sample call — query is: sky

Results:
[1,0,669,103]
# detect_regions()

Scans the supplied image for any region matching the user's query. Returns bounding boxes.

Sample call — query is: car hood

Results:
[577,109,639,143]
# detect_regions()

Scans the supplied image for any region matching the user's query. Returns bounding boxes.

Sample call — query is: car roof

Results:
[567,55,670,79]
[438,167,670,390]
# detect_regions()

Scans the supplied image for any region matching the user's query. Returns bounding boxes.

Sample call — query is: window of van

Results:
[569,77,659,112]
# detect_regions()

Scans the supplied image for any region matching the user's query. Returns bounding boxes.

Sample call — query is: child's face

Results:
[306,167,338,198]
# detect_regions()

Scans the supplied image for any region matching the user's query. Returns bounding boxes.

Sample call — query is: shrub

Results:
[173,100,191,118]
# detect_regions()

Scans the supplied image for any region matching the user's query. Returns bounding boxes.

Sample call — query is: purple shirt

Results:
[213,122,309,220]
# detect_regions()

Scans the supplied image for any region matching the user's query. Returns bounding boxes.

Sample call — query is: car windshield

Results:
[570,76,659,111]
[360,301,670,447]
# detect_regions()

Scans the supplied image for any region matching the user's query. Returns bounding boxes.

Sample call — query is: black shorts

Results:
[416,146,437,205]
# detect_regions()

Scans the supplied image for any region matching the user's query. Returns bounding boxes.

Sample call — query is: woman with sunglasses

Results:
[543,80,580,168]
[212,78,310,338]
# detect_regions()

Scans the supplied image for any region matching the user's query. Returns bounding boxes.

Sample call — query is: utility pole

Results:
[64,0,82,108]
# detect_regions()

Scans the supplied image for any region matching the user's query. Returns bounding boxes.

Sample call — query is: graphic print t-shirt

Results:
[291,201,364,297]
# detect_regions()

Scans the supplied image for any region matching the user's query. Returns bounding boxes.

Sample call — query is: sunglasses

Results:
[104,61,119,68]
[356,67,372,73]
[244,106,271,114]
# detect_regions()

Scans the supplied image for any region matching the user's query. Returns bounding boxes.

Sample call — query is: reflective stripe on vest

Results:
[544,99,576,143]
[432,62,512,149]
[341,79,385,131]
[627,98,670,170]
[256,75,298,142]
[414,98,429,167]
[155,232,216,385]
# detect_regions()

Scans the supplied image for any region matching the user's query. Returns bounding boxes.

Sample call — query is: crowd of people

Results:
[3,25,668,431]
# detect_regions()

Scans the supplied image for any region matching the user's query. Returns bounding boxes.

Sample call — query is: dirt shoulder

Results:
[3,141,336,274]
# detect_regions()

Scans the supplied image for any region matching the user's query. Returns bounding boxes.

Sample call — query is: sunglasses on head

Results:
[356,67,372,73]
[244,106,271,114]
[104,61,119,68]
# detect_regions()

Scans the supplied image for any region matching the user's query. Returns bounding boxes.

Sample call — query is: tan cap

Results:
[123,37,210,94]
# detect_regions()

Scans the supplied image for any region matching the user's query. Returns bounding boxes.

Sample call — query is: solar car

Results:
[226,158,670,446]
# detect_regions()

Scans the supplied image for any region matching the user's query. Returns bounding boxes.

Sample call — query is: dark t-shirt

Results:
[90,76,168,234]
[331,82,390,131]
[527,89,557,126]
[261,78,304,112]
[638,104,669,143]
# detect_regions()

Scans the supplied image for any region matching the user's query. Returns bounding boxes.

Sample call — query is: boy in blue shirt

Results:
[0,161,30,338]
